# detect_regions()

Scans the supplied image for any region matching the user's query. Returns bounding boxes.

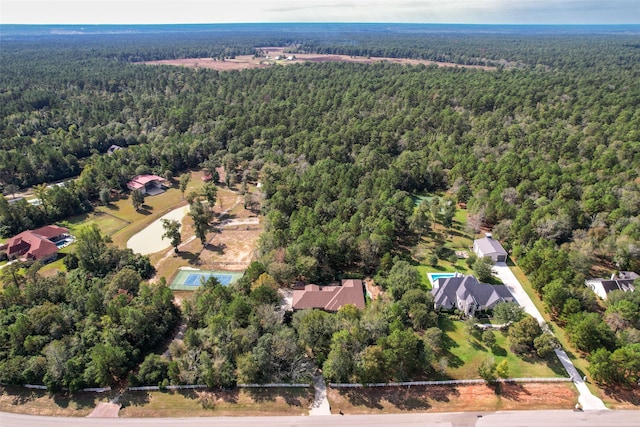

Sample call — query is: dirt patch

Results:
[142,48,495,72]
[602,386,640,409]
[365,278,384,300]
[327,383,578,414]
[87,402,121,418]
[152,186,261,283]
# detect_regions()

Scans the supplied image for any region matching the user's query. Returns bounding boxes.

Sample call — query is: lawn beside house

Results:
[438,316,566,380]
[36,171,202,277]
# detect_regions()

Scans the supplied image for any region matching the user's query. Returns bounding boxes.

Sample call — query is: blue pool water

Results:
[55,238,74,248]
[428,272,458,286]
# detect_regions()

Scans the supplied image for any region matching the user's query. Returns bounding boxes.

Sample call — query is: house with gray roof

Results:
[431,275,514,317]
[585,271,637,300]
[473,235,508,263]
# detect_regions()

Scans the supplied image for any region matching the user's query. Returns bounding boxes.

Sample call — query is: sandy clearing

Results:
[141,49,496,72]
[127,205,190,255]
[219,217,260,227]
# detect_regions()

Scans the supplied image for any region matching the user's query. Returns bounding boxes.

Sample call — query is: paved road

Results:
[492,263,607,410]
[2,410,639,427]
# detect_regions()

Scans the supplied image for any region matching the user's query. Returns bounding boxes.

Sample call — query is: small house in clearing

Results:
[3,225,69,262]
[127,174,167,196]
[473,234,508,263]
[585,271,638,300]
[432,275,514,317]
[292,279,365,312]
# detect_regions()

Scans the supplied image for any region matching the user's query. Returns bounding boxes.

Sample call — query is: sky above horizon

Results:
[2,0,639,25]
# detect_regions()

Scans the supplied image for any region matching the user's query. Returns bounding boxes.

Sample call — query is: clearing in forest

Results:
[142,47,496,72]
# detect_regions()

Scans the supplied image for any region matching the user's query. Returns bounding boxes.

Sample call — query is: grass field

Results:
[0,385,313,417]
[58,210,129,237]
[119,388,313,417]
[438,316,567,380]
[36,172,204,277]
[0,386,101,417]
[412,205,474,286]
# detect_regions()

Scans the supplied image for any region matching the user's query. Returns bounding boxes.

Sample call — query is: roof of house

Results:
[131,174,166,185]
[601,280,623,294]
[107,144,123,153]
[5,225,68,260]
[474,237,508,256]
[432,275,513,311]
[586,272,637,298]
[127,174,166,189]
[31,225,68,239]
[618,271,639,281]
[292,279,365,311]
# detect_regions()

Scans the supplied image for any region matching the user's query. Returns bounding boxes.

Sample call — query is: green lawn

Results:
[438,316,567,380]
[412,201,474,284]
[119,388,313,417]
[34,171,204,277]
[58,210,129,237]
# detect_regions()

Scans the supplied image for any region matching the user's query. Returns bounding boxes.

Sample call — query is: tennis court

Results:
[170,268,243,291]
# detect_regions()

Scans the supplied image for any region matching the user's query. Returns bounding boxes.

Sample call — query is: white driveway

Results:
[492,263,544,323]
[492,262,607,410]
[309,374,331,416]
[127,205,190,255]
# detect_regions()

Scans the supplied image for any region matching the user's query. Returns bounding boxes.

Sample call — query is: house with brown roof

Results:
[126,174,167,196]
[292,279,365,312]
[4,225,69,262]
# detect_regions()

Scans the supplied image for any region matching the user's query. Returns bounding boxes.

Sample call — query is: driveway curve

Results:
[492,262,607,410]
[127,205,190,255]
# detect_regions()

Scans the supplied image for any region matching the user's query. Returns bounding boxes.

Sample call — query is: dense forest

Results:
[0,225,177,390]
[1,24,640,388]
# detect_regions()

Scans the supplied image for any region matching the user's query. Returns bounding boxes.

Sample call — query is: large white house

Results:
[473,235,508,263]
[585,271,637,300]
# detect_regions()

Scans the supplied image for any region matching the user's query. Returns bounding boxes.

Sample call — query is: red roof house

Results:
[5,225,69,262]
[126,175,167,195]
[292,279,365,311]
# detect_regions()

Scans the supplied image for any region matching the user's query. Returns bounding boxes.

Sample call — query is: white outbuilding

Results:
[473,234,508,263]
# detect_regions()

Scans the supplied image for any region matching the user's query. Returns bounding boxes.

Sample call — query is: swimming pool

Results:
[55,237,74,249]
[428,272,459,286]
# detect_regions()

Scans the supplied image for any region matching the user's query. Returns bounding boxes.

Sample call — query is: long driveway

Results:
[492,263,607,410]
[1,410,637,427]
